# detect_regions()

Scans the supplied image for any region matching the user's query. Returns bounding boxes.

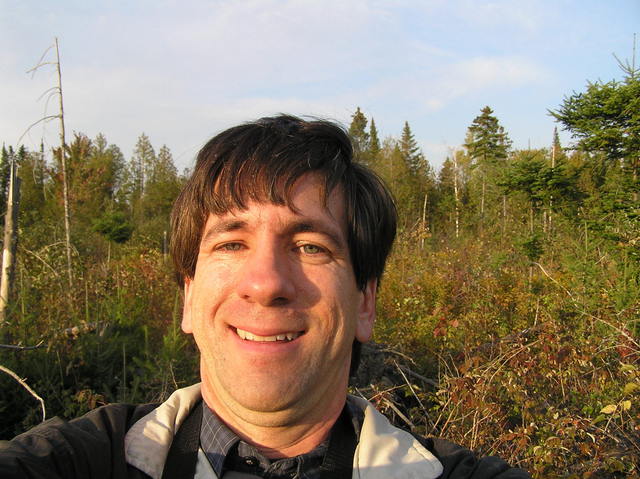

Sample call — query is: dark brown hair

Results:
[171,114,397,291]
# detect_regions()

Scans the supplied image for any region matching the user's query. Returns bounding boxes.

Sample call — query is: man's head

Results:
[171,115,396,435]
[171,115,396,292]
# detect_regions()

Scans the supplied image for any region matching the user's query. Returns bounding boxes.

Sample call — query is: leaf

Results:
[621,400,631,411]
[623,382,639,395]
[600,404,617,414]
[620,363,637,373]
[592,414,606,425]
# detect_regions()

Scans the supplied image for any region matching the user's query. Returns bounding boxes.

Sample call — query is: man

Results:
[0,115,530,478]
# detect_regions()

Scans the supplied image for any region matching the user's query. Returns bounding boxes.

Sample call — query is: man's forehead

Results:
[207,175,343,222]
[202,198,342,230]
[199,187,347,246]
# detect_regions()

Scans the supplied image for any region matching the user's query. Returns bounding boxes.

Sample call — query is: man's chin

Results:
[235,386,307,414]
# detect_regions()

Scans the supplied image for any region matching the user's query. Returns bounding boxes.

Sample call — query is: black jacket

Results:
[0,396,530,478]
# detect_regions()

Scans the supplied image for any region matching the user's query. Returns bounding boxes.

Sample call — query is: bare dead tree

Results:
[23,37,73,290]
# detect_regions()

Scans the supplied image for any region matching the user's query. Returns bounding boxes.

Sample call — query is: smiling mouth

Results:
[235,327,302,342]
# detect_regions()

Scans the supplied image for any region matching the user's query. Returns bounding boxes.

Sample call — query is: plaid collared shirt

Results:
[200,399,363,479]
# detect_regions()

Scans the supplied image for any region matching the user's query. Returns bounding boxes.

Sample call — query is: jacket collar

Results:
[125,383,202,479]
[350,396,442,478]
[124,385,442,479]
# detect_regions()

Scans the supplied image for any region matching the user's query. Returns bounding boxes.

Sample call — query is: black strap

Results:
[318,406,357,479]
[161,401,203,479]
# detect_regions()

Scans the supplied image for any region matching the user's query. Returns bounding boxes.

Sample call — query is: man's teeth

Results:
[236,328,300,342]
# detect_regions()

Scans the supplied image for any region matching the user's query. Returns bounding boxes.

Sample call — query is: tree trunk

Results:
[55,37,73,290]
[453,153,460,239]
[0,159,21,324]
[420,192,428,250]
[502,194,507,239]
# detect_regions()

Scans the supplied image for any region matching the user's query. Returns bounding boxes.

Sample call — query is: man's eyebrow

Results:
[287,220,346,249]
[200,219,247,245]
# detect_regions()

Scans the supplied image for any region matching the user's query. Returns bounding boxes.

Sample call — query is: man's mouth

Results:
[235,327,302,342]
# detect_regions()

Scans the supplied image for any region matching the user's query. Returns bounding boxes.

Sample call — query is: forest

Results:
[0,60,638,477]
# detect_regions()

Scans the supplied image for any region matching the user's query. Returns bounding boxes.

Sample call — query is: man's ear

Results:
[182,277,193,334]
[355,278,377,343]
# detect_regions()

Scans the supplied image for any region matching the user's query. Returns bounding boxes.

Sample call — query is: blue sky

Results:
[1,0,638,171]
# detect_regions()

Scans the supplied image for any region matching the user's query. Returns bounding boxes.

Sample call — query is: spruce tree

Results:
[369,118,381,158]
[464,106,511,164]
[400,121,426,176]
[464,106,512,226]
[348,107,369,158]
[550,67,640,201]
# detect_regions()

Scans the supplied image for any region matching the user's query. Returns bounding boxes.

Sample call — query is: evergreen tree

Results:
[348,107,369,159]
[143,144,180,218]
[435,157,457,231]
[16,146,47,229]
[369,118,381,158]
[551,127,565,166]
[400,121,426,176]
[0,146,13,220]
[130,133,156,198]
[464,106,511,164]
[550,67,640,200]
[464,106,512,229]
[137,144,182,242]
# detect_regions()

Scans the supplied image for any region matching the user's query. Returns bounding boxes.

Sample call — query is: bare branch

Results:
[0,341,45,351]
[36,86,60,102]
[20,247,61,277]
[533,262,576,301]
[382,397,415,429]
[396,363,439,388]
[379,346,417,365]
[42,91,60,121]
[17,115,60,146]
[0,364,46,421]
[26,44,55,78]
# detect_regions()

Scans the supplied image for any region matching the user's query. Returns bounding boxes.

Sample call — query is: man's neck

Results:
[201,383,346,459]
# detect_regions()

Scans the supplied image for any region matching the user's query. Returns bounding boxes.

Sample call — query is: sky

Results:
[1,0,638,172]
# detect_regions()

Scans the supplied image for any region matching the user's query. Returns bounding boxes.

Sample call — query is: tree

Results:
[464,106,512,228]
[436,149,470,238]
[400,121,426,176]
[551,127,566,168]
[130,133,156,199]
[142,144,181,218]
[92,211,133,244]
[465,106,512,165]
[137,145,182,244]
[16,145,47,229]
[349,107,370,160]
[501,149,582,233]
[369,118,380,158]
[0,147,14,222]
[550,67,640,200]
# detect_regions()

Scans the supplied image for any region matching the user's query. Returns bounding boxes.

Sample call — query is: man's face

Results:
[182,174,376,427]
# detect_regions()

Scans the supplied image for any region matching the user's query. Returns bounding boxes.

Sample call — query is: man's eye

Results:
[299,244,324,255]
[219,243,243,251]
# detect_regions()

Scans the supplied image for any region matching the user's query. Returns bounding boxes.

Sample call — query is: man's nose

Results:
[235,246,296,306]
